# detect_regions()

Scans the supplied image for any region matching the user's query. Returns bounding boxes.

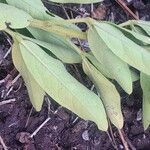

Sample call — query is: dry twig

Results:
[30,117,51,138]
[115,0,139,20]
[0,136,8,150]
[118,129,129,150]
[0,98,16,106]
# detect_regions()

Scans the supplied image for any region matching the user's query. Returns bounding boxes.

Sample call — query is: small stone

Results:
[82,130,89,141]
[16,132,31,144]
[119,144,124,149]
[137,109,142,121]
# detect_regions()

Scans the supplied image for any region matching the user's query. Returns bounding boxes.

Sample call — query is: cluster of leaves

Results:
[0,0,150,131]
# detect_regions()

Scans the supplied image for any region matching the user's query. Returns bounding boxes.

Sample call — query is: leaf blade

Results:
[88,26,132,94]
[140,73,150,130]
[19,40,108,131]
[0,3,32,30]
[82,57,123,129]
[12,38,45,111]
[94,21,150,76]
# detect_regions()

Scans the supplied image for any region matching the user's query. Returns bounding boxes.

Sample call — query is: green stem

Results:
[119,20,137,27]
[30,19,87,40]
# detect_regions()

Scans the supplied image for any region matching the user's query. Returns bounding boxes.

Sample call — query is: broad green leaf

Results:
[6,0,52,20]
[140,73,150,130]
[19,40,108,131]
[93,21,150,76]
[6,0,80,31]
[22,36,81,64]
[86,52,139,82]
[7,0,83,56]
[12,38,45,111]
[0,3,32,30]
[27,27,82,63]
[7,0,82,60]
[88,26,132,94]
[82,57,123,129]
[49,0,103,4]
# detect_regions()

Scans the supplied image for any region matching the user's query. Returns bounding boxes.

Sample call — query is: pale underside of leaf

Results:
[0,3,32,30]
[49,0,103,4]
[93,22,150,76]
[19,40,108,131]
[22,35,81,64]
[140,73,150,130]
[82,57,123,129]
[12,38,45,111]
[88,26,132,94]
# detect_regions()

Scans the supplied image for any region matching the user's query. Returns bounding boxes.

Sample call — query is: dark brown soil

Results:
[0,0,150,150]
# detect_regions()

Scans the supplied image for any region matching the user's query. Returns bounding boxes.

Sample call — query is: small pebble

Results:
[82,130,89,141]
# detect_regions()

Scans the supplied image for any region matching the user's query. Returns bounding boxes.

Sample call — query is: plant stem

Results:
[30,19,87,40]
[118,129,129,150]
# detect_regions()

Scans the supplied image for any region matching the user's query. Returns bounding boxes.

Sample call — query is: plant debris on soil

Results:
[0,0,150,150]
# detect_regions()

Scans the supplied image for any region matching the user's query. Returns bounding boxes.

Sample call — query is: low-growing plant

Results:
[0,0,150,131]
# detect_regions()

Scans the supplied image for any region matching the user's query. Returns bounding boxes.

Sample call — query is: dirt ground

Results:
[0,0,150,150]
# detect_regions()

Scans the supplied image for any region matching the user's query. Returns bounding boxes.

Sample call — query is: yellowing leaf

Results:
[49,0,103,4]
[93,21,150,76]
[140,73,150,130]
[82,57,123,129]
[12,38,45,111]
[19,40,108,131]
[0,3,32,30]
[88,26,132,94]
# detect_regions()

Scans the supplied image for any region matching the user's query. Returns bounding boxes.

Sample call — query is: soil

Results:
[0,0,150,150]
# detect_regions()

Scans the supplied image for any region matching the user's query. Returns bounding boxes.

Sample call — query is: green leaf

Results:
[130,68,139,82]
[82,57,123,129]
[85,52,112,79]
[93,21,150,76]
[0,3,32,30]
[131,25,149,36]
[6,0,52,20]
[134,21,150,37]
[19,40,108,131]
[140,73,150,130]
[49,0,103,4]
[22,36,81,64]
[6,0,80,31]
[12,38,45,111]
[109,22,150,45]
[88,26,132,94]
[0,0,6,3]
